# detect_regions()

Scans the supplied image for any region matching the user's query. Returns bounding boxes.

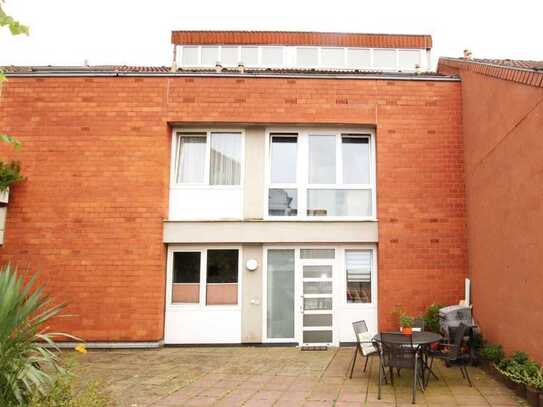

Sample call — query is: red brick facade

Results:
[0,75,466,341]
[439,59,543,363]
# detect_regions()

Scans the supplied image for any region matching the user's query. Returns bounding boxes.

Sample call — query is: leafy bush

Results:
[27,371,113,407]
[480,344,505,363]
[497,352,541,385]
[0,265,77,404]
[0,160,24,192]
[422,303,444,333]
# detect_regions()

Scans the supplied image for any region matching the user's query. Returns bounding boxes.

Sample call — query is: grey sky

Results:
[1,0,542,69]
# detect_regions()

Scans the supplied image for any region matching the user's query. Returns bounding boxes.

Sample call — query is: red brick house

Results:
[438,57,543,363]
[0,31,467,346]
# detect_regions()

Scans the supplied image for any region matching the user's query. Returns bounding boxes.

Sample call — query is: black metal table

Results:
[373,332,442,384]
[373,332,442,346]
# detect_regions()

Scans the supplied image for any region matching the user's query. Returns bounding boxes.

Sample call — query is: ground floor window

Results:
[346,250,372,303]
[171,248,239,305]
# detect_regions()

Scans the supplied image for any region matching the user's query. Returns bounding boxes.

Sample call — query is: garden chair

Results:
[349,320,384,380]
[376,332,425,404]
[424,322,472,386]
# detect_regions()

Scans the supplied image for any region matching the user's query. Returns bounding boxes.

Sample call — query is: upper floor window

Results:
[174,131,242,186]
[267,129,375,219]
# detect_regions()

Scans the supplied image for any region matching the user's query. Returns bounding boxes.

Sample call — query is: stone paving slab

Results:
[69,346,527,406]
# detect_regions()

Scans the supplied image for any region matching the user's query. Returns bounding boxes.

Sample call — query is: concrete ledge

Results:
[163,220,378,243]
[49,341,163,349]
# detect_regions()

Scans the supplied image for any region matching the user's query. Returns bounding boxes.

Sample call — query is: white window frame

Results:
[264,127,376,221]
[343,247,377,308]
[166,245,242,310]
[170,128,245,190]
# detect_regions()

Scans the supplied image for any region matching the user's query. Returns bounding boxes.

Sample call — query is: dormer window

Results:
[177,45,427,71]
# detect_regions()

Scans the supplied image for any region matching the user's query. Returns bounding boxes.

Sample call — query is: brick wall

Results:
[0,75,466,340]
[439,63,543,363]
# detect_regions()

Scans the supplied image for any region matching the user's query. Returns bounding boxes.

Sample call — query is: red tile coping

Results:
[438,57,543,88]
[171,30,432,49]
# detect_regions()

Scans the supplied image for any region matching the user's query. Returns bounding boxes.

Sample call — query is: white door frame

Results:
[262,244,378,346]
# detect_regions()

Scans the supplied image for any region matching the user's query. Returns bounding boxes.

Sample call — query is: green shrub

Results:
[0,160,24,192]
[422,304,443,333]
[497,352,541,385]
[480,344,504,363]
[0,265,77,404]
[27,371,113,407]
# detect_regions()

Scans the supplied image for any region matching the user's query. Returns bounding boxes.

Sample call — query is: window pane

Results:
[307,189,372,216]
[300,249,335,259]
[172,252,200,303]
[321,48,344,68]
[175,134,206,183]
[297,47,318,67]
[181,46,199,66]
[342,136,370,184]
[210,133,241,185]
[262,47,283,65]
[268,189,297,216]
[303,281,332,294]
[399,50,421,70]
[303,330,332,343]
[346,250,372,303]
[347,48,371,68]
[206,249,238,305]
[222,46,239,66]
[201,46,219,65]
[308,135,336,184]
[241,47,258,66]
[304,298,332,310]
[374,49,397,68]
[303,265,332,279]
[267,249,295,338]
[271,135,297,183]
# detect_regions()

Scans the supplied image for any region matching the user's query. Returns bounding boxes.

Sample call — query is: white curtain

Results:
[176,135,206,183]
[210,133,241,185]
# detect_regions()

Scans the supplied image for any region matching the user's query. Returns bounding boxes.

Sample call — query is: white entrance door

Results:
[299,256,335,346]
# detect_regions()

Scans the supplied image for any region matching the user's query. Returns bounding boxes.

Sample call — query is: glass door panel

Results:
[302,263,333,345]
[267,249,295,339]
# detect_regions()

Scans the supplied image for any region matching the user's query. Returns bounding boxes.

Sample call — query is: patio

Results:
[73,346,526,406]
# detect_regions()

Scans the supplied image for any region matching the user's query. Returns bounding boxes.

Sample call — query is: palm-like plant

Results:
[0,264,77,405]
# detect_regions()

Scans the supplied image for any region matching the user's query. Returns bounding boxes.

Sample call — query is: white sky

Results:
[1,0,542,69]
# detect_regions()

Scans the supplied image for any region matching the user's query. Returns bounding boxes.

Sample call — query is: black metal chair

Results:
[425,322,472,386]
[349,320,383,379]
[376,332,425,404]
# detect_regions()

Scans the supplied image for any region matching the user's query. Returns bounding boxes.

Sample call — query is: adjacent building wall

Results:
[0,74,465,341]
[439,63,543,363]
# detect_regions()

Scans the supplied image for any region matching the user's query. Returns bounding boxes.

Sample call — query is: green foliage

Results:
[0,160,24,192]
[0,265,78,405]
[422,303,443,333]
[0,2,29,36]
[480,343,504,363]
[399,314,414,328]
[497,351,541,385]
[27,371,113,407]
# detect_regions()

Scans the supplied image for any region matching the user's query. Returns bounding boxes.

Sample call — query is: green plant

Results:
[28,370,113,407]
[0,264,77,404]
[0,160,24,192]
[526,368,543,391]
[497,352,541,385]
[399,314,414,328]
[422,303,443,333]
[480,344,505,363]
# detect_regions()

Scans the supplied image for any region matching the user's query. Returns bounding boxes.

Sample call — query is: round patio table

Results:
[373,332,442,346]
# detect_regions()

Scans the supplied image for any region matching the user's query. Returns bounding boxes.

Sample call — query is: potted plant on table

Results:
[399,314,414,335]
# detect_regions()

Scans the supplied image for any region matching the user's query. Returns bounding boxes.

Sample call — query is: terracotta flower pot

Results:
[539,392,543,407]
[401,326,413,336]
[512,382,526,399]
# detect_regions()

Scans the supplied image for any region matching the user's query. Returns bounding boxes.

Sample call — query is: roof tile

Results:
[171,30,432,49]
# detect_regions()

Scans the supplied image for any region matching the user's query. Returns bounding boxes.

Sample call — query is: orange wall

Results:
[0,75,466,341]
[441,66,543,363]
